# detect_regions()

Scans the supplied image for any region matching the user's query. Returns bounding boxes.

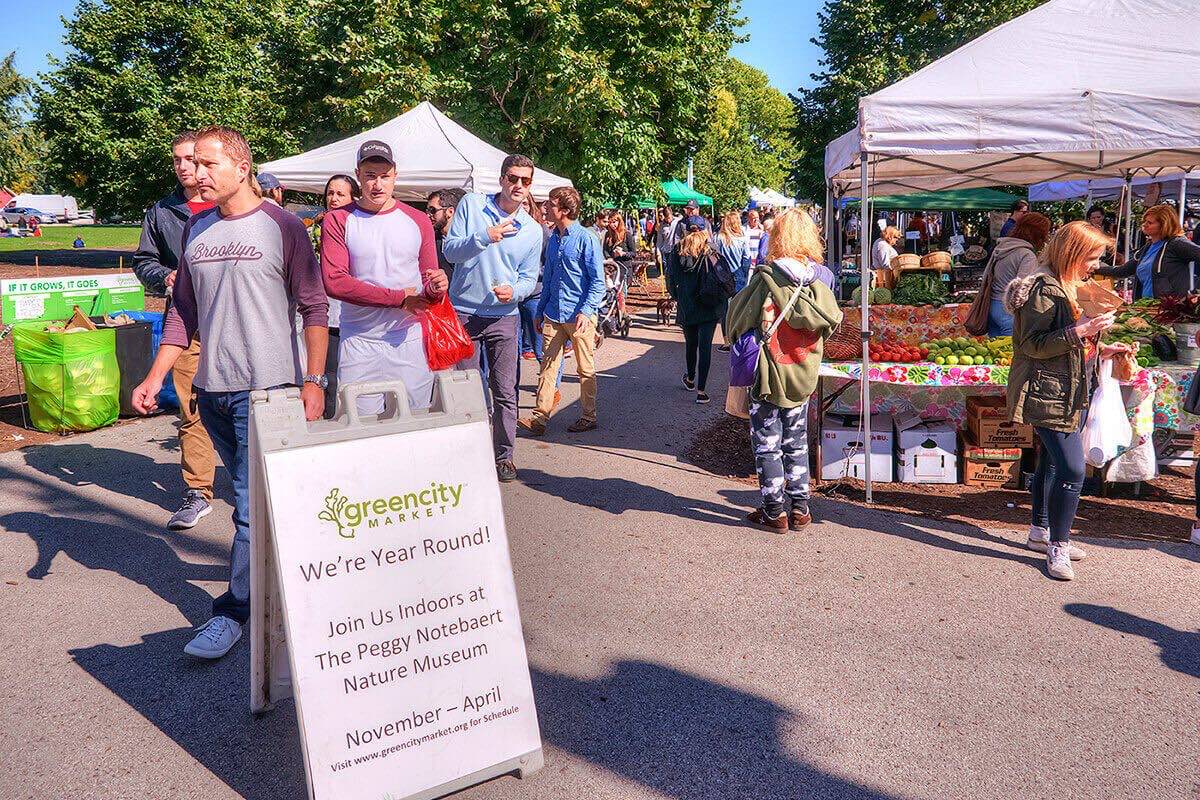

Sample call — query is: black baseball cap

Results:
[356,140,394,166]
[685,199,700,211]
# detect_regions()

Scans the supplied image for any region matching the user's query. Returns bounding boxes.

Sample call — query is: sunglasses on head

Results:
[504,173,533,187]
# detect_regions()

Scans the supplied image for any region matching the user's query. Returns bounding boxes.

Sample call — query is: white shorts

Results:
[337,334,434,416]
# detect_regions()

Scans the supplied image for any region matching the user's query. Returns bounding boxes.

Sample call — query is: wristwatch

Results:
[303,374,329,389]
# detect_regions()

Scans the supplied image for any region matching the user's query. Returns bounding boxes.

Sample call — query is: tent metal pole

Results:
[859,152,873,503]
[1124,175,1134,266]
[1179,176,1188,224]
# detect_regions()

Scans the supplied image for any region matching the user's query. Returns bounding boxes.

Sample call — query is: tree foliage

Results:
[790,0,1045,200]
[37,0,743,218]
[0,53,44,194]
[691,58,798,212]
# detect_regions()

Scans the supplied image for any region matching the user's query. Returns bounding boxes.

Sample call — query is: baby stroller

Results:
[596,258,632,348]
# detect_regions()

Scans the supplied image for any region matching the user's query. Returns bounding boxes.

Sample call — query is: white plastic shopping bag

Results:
[1082,359,1132,467]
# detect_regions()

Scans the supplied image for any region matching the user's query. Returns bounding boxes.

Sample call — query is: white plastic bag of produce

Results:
[1082,359,1131,467]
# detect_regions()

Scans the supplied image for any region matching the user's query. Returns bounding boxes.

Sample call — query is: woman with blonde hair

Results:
[726,208,843,532]
[1004,221,1131,580]
[1096,204,1200,298]
[716,211,750,294]
[871,225,901,270]
[667,226,729,403]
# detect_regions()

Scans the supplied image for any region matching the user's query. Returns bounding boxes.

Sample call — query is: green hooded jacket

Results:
[726,258,843,408]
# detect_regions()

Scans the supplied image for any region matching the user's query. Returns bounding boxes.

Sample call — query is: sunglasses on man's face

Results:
[425,205,443,216]
[504,173,533,187]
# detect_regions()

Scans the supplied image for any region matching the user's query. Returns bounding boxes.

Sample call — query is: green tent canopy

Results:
[660,180,713,207]
[844,188,1023,210]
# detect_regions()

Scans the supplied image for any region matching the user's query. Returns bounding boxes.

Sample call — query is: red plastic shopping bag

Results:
[418,294,475,371]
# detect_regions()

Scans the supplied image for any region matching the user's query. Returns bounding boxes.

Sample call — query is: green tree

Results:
[690,58,798,212]
[36,0,300,218]
[791,0,1045,200]
[0,52,44,194]
[278,0,743,205]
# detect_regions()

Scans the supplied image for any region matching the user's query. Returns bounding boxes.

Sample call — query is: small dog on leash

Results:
[656,298,676,326]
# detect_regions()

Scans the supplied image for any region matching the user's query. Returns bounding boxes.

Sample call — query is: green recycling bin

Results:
[13,323,120,433]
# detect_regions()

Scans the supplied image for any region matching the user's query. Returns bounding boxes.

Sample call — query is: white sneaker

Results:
[1190,525,1200,546]
[183,615,242,659]
[1026,526,1085,560]
[1046,543,1075,581]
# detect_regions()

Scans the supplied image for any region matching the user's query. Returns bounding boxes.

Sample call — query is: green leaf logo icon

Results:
[317,488,352,538]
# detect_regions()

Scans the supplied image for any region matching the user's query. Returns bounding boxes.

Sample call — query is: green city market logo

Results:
[317,483,465,538]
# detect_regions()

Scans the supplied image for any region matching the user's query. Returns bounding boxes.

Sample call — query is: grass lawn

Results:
[0,225,140,251]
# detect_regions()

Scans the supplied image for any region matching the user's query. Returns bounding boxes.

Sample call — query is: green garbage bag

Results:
[13,324,120,433]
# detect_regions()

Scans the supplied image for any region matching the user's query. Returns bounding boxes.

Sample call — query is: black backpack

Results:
[697,250,736,306]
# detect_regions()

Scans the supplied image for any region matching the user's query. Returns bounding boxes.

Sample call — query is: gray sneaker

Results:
[168,490,212,531]
[183,615,242,659]
[1046,543,1075,581]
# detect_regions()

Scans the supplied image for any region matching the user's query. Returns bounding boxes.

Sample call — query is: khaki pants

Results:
[172,336,216,499]
[534,317,597,425]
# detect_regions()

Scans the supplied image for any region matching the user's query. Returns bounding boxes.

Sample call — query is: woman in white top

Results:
[871,225,902,270]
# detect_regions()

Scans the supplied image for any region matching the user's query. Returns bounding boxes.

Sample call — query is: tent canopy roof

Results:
[844,187,1023,210]
[258,101,573,201]
[825,0,1200,196]
[1030,171,1200,202]
[661,180,713,206]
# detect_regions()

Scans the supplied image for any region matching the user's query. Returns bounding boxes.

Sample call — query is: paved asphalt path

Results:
[1,315,1197,800]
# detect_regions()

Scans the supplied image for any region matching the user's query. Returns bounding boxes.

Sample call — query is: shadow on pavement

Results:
[70,632,307,800]
[1063,603,1200,680]
[518,467,748,527]
[820,500,1046,571]
[66,644,896,800]
[531,659,895,799]
[2,511,222,626]
[23,441,232,513]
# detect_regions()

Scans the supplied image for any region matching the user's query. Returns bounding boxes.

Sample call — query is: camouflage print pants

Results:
[750,399,810,518]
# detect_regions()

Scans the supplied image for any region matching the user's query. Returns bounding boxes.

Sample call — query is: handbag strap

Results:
[765,286,803,338]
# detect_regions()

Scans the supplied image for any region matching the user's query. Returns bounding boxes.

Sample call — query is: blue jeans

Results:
[196,388,261,625]
[519,296,542,359]
[987,297,1013,336]
[1031,417,1087,543]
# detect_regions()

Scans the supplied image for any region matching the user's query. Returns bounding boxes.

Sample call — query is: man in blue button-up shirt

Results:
[520,186,605,434]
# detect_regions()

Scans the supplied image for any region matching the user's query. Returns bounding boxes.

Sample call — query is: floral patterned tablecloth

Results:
[820,361,1178,438]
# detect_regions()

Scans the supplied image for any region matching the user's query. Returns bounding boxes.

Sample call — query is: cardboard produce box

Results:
[896,421,958,484]
[966,395,1033,448]
[962,439,1022,488]
[821,415,894,482]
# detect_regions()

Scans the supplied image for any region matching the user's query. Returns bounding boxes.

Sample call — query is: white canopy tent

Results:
[748,187,796,208]
[822,0,1200,501]
[259,101,573,201]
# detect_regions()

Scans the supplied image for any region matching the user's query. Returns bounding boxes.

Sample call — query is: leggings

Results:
[1030,421,1086,543]
[681,320,718,391]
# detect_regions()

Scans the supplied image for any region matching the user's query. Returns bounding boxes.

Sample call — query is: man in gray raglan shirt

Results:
[133,126,329,660]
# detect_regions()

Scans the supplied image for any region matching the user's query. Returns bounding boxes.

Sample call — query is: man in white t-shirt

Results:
[321,140,449,414]
[744,209,764,265]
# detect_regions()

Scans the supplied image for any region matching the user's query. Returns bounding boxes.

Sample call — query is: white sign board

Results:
[260,416,541,800]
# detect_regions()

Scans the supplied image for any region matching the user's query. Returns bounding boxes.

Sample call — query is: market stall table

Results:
[814,360,1187,484]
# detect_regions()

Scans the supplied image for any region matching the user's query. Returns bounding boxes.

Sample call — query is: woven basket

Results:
[920,251,953,271]
[823,316,861,361]
[891,253,921,270]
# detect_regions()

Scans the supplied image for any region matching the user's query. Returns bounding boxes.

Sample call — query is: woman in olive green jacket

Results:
[726,208,842,533]
[1004,221,1129,581]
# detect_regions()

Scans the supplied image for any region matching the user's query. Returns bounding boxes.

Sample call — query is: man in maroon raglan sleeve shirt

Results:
[132,126,329,660]
[321,140,448,415]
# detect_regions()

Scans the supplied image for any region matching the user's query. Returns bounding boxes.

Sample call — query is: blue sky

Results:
[3,0,824,95]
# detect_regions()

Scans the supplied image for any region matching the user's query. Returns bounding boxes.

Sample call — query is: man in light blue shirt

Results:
[443,155,543,483]
[519,186,604,435]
